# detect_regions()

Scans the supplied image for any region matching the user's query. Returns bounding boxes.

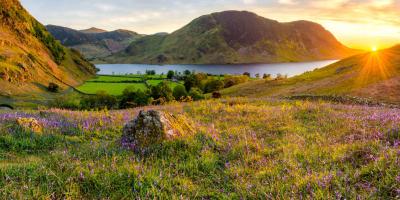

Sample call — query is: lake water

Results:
[96,60,337,78]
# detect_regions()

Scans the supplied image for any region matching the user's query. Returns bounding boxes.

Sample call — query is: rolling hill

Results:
[46,25,143,59]
[222,45,400,104]
[106,10,359,64]
[0,0,96,105]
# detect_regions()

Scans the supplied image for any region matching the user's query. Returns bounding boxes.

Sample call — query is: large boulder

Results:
[121,110,192,152]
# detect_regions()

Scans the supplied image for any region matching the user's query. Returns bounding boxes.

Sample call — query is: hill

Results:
[46,25,143,59]
[0,0,96,105]
[222,45,400,104]
[80,27,107,34]
[106,10,359,64]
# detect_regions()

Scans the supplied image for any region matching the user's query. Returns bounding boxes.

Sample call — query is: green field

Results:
[77,82,148,95]
[87,76,142,82]
[77,75,183,96]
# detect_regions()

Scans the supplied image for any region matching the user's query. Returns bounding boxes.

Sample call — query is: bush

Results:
[173,85,188,100]
[146,70,156,75]
[212,92,222,99]
[48,82,59,93]
[81,91,117,109]
[120,87,151,109]
[50,94,81,109]
[223,75,249,88]
[204,79,224,93]
[150,81,174,103]
[189,87,205,100]
[243,72,251,77]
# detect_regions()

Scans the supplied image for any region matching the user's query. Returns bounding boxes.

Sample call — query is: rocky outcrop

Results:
[121,110,193,152]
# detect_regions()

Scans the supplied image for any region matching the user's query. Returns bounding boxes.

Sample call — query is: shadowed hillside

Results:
[106,11,359,64]
[222,45,400,104]
[0,0,96,105]
[47,25,143,59]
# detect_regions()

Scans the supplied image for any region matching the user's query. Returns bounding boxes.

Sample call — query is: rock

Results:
[121,110,193,152]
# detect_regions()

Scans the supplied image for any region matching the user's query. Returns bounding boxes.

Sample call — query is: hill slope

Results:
[222,45,400,104]
[46,25,142,59]
[0,0,96,103]
[106,11,358,64]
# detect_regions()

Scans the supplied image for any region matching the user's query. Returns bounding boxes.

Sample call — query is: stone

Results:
[121,110,193,152]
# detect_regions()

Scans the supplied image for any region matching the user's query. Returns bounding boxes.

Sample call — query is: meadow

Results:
[0,98,399,199]
[76,75,182,95]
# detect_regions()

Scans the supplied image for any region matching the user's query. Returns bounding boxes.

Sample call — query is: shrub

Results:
[173,85,188,100]
[81,91,118,109]
[47,82,59,93]
[212,91,222,99]
[120,88,151,109]
[189,87,205,100]
[146,70,156,75]
[276,73,288,80]
[243,72,251,77]
[150,81,174,103]
[50,94,82,109]
[204,79,224,93]
[223,75,249,88]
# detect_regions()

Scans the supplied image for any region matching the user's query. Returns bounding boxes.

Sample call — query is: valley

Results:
[0,0,399,199]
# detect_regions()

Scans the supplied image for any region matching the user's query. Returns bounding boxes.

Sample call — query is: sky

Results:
[20,0,400,50]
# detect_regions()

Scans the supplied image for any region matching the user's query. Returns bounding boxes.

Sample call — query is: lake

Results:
[96,60,338,78]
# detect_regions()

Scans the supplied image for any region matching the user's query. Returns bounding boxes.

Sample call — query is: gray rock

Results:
[121,110,191,152]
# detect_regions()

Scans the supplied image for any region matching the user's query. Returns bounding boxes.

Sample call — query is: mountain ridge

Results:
[46,25,142,59]
[104,10,360,64]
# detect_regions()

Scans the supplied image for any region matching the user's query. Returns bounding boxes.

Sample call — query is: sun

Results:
[371,46,378,52]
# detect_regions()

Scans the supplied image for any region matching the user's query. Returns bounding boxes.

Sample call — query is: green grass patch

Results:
[77,82,147,95]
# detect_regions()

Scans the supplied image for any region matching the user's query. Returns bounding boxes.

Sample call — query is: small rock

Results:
[121,110,192,152]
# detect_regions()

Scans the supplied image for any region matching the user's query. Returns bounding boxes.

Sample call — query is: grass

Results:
[77,75,184,96]
[77,82,147,95]
[0,98,399,198]
[87,76,142,82]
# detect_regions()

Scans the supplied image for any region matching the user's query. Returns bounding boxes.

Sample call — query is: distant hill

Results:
[80,27,107,34]
[106,10,359,64]
[222,45,400,104]
[0,0,96,102]
[46,25,143,59]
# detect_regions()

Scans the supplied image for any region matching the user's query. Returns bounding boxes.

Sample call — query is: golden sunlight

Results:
[371,46,378,52]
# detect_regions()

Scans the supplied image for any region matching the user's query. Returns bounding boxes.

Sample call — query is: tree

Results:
[120,87,151,108]
[184,70,191,76]
[173,85,188,100]
[167,70,175,79]
[81,91,117,109]
[150,81,174,102]
[255,73,260,79]
[243,72,251,77]
[184,75,197,92]
[263,74,271,80]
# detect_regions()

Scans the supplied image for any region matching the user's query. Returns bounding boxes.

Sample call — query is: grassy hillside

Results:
[0,98,399,198]
[46,25,142,59]
[0,0,96,106]
[106,11,359,64]
[222,45,400,104]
